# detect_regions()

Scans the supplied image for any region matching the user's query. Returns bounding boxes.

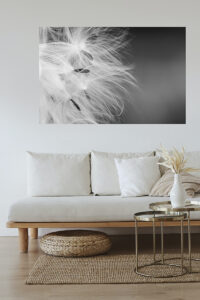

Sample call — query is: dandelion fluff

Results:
[39,27,137,124]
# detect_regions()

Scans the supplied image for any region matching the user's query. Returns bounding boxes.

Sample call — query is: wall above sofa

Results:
[0,0,200,235]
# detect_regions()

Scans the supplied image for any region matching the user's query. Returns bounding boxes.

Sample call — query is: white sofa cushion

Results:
[27,152,91,196]
[156,150,200,177]
[8,195,200,222]
[185,151,200,178]
[115,157,160,197]
[91,150,154,195]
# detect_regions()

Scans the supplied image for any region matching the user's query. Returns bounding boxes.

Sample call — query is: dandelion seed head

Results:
[39,27,137,124]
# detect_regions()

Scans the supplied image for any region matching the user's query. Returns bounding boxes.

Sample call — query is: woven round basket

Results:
[40,230,112,257]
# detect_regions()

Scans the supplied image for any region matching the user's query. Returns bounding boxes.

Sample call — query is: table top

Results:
[149,200,200,213]
[134,211,186,222]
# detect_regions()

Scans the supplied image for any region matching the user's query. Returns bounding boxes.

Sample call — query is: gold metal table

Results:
[149,200,200,273]
[134,211,187,278]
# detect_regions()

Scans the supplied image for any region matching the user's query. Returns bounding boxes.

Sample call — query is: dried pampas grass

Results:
[157,145,199,174]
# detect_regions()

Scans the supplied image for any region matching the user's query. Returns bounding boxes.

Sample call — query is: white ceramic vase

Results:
[170,173,186,208]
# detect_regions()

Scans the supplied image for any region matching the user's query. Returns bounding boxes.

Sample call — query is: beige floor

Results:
[1,234,200,300]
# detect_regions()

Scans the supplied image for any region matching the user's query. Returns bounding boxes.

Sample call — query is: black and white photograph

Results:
[39,27,186,124]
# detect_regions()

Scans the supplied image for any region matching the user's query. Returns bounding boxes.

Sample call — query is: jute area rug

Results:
[26,252,200,284]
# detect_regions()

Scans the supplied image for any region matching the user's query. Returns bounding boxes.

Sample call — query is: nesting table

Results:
[149,200,200,273]
[134,211,187,278]
[134,200,200,277]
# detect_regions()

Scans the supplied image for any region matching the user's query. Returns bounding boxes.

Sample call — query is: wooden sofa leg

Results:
[30,228,38,239]
[18,228,28,253]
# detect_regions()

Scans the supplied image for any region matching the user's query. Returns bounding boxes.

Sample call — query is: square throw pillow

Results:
[115,156,160,197]
[27,152,91,196]
[91,150,154,195]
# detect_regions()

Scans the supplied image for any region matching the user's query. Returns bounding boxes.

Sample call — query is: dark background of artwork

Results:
[123,27,186,124]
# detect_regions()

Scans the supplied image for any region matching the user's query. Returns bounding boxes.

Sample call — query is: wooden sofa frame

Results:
[7,220,200,253]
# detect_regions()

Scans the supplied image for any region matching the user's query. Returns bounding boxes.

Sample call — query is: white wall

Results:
[0,0,200,236]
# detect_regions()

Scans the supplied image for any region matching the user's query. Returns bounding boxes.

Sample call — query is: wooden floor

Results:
[1,234,200,300]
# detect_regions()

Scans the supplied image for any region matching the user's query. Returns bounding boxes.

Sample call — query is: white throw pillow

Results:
[27,152,91,196]
[91,150,154,195]
[115,156,160,197]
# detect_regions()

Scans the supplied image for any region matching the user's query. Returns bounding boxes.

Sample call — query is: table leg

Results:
[188,211,192,273]
[161,221,164,264]
[153,218,156,263]
[135,219,138,272]
[181,219,184,273]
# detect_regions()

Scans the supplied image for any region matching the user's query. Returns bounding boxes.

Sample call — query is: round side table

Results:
[149,200,200,273]
[134,211,187,278]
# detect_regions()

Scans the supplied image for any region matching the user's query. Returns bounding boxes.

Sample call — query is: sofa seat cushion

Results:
[8,196,200,222]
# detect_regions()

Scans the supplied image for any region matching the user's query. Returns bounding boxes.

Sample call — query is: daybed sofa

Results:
[7,150,200,252]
